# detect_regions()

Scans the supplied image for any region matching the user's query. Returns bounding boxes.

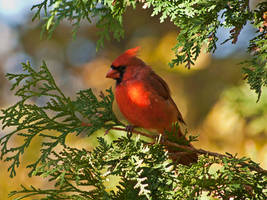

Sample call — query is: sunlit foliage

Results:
[0,62,266,199]
[1,1,267,199]
[32,0,267,99]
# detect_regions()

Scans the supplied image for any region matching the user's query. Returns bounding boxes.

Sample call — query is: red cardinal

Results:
[106,47,197,165]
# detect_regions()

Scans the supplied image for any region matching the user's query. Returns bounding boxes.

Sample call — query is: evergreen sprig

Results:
[31,0,267,99]
[242,4,267,102]
[1,62,266,200]
[31,0,124,48]
[9,136,267,200]
[0,61,120,177]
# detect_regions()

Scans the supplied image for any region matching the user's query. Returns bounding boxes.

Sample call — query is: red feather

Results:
[106,47,197,165]
[112,47,141,67]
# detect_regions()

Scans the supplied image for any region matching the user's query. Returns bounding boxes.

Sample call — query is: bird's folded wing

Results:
[147,71,185,124]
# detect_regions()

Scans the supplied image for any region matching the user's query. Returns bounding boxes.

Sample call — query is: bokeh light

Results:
[0,2,266,200]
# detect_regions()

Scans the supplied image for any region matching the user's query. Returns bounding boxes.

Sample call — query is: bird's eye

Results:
[110,65,126,72]
[117,66,126,71]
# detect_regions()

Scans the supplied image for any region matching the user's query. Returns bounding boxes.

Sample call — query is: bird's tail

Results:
[167,143,198,166]
[159,124,198,166]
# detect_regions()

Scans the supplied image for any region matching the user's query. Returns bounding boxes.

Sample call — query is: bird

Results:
[106,47,197,165]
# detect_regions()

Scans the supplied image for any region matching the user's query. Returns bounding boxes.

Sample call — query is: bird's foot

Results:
[81,122,92,127]
[105,127,112,135]
[155,134,167,144]
[125,125,135,139]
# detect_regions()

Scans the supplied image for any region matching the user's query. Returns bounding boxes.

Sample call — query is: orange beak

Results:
[106,68,120,79]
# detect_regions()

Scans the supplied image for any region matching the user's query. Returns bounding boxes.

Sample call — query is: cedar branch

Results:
[109,127,267,174]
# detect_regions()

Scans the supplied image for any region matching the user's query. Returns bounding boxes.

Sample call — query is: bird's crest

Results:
[124,46,140,57]
[112,46,141,66]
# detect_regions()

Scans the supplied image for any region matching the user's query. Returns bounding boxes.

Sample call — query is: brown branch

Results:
[230,27,241,44]
[108,126,267,174]
[108,127,156,139]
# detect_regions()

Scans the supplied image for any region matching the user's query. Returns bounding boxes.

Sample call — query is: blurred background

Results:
[0,1,266,199]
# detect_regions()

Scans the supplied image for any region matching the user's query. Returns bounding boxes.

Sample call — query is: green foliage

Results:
[0,61,121,177]
[1,1,267,198]
[31,0,267,99]
[32,0,124,48]
[242,3,267,102]
[1,62,266,199]
[8,136,267,200]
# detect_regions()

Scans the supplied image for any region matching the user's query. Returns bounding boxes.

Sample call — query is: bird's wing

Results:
[147,71,186,124]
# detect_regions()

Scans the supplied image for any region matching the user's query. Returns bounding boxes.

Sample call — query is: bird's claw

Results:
[156,134,166,144]
[105,127,112,135]
[125,125,135,139]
